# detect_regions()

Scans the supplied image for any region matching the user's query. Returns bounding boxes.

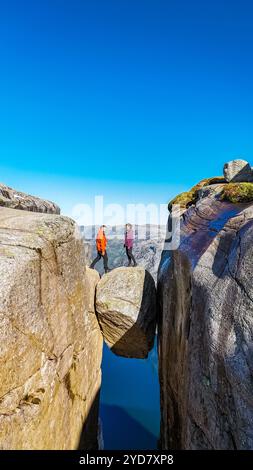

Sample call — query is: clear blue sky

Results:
[1,0,253,217]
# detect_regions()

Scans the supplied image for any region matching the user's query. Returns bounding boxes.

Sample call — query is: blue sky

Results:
[1,0,253,217]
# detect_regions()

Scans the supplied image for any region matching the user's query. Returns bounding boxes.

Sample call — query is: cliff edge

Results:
[0,183,60,214]
[0,207,103,449]
[158,161,253,450]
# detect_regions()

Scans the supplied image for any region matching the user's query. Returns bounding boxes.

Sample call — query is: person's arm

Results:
[102,234,106,255]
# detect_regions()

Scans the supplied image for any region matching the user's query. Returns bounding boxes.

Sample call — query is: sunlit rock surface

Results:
[96,266,157,359]
[0,183,60,214]
[223,159,253,183]
[0,208,103,449]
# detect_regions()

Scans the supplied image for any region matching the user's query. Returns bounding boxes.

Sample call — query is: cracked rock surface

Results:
[0,208,103,449]
[158,191,253,449]
[96,266,157,358]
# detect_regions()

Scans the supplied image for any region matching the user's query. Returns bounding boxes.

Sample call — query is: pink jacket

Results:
[125,229,134,249]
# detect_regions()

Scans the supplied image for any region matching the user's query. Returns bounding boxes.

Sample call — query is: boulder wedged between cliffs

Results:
[95,266,157,359]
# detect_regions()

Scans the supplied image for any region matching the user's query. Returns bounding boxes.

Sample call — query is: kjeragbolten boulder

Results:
[95,266,157,359]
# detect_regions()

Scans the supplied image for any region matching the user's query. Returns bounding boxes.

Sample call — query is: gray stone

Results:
[0,183,60,214]
[0,207,103,449]
[158,196,253,450]
[96,266,157,358]
[197,183,225,201]
[223,159,253,182]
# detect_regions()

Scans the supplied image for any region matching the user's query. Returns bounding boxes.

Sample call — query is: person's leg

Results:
[102,251,109,272]
[128,247,137,266]
[90,251,102,268]
[126,247,132,266]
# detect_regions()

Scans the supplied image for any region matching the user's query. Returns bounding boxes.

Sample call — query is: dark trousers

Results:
[126,247,136,266]
[90,251,108,271]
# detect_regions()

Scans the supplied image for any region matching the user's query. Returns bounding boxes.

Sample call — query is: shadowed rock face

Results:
[0,208,103,449]
[0,183,60,214]
[96,267,157,358]
[158,193,253,449]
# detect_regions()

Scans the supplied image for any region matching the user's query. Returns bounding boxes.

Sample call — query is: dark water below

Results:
[100,337,160,450]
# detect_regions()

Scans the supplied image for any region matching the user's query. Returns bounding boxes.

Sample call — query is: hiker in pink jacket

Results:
[124,223,137,267]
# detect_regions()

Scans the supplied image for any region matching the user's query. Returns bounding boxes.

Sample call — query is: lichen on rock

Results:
[168,165,253,212]
[168,176,225,210]
[221,182,253,203]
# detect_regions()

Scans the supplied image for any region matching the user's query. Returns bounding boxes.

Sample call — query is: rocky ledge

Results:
[0,183,60,214]
[168,159,253,212]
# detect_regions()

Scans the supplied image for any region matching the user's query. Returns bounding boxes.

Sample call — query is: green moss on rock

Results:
[221,183,253,203]
[203,176,226,186]
[168,190,196,211]
[168,176,225,210]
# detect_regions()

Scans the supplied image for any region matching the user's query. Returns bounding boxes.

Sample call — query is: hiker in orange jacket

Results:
[90,225,110,273]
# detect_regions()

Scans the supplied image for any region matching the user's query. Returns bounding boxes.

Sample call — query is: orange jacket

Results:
[96,228,107,254]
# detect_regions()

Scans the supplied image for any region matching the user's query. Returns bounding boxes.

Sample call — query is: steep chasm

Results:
[4,168,253,451]
[0,207,103,449]
[0,185,159,449]
[158,171,253,449]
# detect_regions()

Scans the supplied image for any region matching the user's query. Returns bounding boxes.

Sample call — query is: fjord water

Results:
[100,337,160,450]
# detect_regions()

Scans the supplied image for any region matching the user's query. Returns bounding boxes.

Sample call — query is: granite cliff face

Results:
[158,173,253,450]
[0,206,103,449]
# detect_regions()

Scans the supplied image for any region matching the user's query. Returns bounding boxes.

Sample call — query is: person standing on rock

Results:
[124,223,137,267]
[90,225,110,273]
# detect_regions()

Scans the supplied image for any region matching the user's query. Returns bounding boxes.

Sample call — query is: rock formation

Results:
[0,183,60,214]
[158,169,253,449]
[223,159,253,183]
[96,266,157,358]
[0,207,103,449]
[3,158,253,450]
